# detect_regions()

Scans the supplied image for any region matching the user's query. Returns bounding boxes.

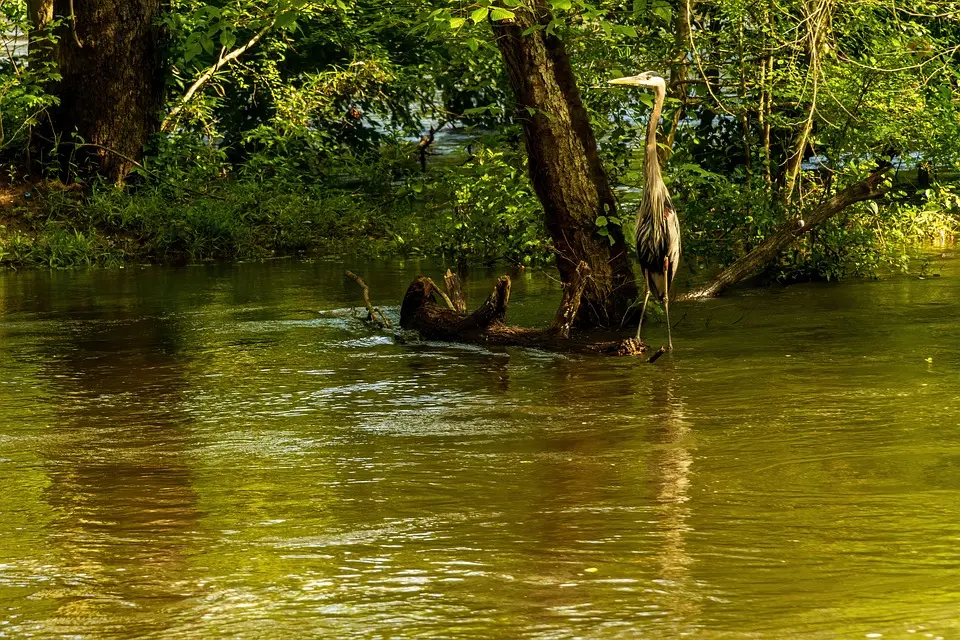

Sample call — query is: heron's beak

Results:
[608,76,644,86]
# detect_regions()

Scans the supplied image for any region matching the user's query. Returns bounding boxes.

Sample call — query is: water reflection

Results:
[31,284,201,636]
[646,369,700,628]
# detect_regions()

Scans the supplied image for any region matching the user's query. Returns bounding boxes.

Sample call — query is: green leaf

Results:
[652,5,671,21]
[490,7,516,21]
[552,0,572,10]
[449,17,466,29]
[471,7,489,23]
[596,216,608,226]
[614,24,638,38]
[276,10,298,30]
[465,37,479,52]
[184,42,200,63]
[463,104,496,115]
[199,33,214,54]
[219,29,236,51]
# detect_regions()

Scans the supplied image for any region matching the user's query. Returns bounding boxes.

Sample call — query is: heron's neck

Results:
[644,86,665,185]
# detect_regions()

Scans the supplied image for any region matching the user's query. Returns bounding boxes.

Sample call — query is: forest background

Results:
[0,0,957,289]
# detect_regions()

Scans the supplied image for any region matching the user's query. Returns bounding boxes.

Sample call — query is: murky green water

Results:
[1,257,959,638]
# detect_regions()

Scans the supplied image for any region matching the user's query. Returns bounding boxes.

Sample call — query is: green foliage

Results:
[0,177,401,268]
[398,146,549,265]
[0,3,60,169]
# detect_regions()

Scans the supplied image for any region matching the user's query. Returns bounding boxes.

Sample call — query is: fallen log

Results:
[398,262,648,356]
[680,164,892,300]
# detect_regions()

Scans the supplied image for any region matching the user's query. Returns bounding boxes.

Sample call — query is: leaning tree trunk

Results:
[490,1,638,328]
[681,165,892,299]
[28,0,164,183]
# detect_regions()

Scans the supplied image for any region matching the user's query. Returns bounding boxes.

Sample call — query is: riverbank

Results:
[0,153,552,270]
[0,180,407,268]
[0,175,953,283]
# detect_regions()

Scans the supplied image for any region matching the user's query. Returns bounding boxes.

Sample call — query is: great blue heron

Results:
[608,71,680,349]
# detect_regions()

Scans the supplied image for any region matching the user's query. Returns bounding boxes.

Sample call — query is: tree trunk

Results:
[28,0,164,183]
[681,166,891,299]
[663,0,693,161]
[489,1,638,328]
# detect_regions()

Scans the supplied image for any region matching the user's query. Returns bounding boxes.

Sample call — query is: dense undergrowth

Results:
[1,142,955,284]
[0,139,552,269]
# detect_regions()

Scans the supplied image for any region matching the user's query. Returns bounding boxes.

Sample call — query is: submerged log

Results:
[399,262,647,356]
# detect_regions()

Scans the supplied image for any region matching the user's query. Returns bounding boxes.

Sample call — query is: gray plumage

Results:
[609,71,681,349]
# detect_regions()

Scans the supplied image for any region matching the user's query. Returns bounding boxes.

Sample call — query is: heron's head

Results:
[607,71,666,91]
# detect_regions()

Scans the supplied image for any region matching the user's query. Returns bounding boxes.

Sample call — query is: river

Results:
[0,257,958,638]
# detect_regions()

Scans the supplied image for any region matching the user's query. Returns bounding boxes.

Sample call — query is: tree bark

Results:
[29,0,164,183]
[489,1,638,328]
[681,166,891,299]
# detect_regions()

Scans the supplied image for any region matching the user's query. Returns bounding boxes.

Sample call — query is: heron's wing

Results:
[665,201,681,282]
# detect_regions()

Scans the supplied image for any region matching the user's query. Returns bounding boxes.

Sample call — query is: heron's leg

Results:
[663,257,673,350]
[636,288,651,342]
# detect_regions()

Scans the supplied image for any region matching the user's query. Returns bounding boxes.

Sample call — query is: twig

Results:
[647,345,667,364]
[69,0,83,47]
[345,270,392,329]
[2,28,21,78]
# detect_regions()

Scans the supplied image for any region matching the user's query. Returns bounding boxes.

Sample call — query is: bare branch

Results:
[161,19,276,133]
[345,270,392,329]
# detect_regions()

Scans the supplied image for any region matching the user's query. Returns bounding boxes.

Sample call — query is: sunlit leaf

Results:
[470,7,489,23]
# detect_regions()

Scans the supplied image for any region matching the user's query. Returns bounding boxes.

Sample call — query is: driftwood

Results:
[344,270,392,329]
[647,345,667,364]
[398,262,647,356]
[681,165,892,299]
[444,269,467,313]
